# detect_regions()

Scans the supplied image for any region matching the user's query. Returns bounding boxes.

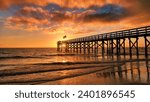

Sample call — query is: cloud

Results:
[73,29,95,35]
[137,0,150,12]
[15,6,50,20]
[1,0,150,12]
[0,0,106,9]
[5,16,50,32]
[1,0,150,49]
[0,0,48,9]
[4,5,71,32]
[3,0,150,36]
[4,2,131,33]
[6,6,51,27]
[81,4,129,22]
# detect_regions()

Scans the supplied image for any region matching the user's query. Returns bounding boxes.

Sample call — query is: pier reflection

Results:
[96,56,150,84]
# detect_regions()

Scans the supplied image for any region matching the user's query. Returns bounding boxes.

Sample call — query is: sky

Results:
[0,0,150,48]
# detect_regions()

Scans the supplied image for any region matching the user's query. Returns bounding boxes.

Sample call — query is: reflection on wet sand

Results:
[38,55,150,85]
[0,48,150,85]
[96,55,150,84]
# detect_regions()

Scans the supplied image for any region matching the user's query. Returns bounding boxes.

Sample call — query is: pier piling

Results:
[57,26,150,57]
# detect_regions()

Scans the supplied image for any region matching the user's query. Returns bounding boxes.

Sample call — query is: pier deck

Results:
[57,26,150,57]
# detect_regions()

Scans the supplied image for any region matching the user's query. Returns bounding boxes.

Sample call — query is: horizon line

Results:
[0,47,57,48]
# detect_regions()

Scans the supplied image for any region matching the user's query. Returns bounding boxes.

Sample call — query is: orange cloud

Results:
[0,0,149,10]
[5,6,71,31]
[0,0,134,9]
[0,0,105,9]
[2,0,150,37]
[6,6,50,27]
[0,0,48,9]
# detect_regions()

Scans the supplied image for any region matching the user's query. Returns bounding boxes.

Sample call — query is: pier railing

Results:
[64,26,150,43]
[57,26,150,57]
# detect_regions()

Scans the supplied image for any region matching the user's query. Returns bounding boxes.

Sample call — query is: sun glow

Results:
[0,0,150,48]
[62,60,67,63]
[62,43,66,48]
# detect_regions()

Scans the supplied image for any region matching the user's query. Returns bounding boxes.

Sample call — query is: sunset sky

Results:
[0,0,150,48]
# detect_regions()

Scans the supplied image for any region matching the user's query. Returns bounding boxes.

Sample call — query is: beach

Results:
[0,48,150,85]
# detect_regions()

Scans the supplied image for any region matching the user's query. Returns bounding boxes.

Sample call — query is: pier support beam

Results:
[76,43,78,53]
[83,42,86,54]
[144,36,150,58]
[57,41,61,52]
[95,41,98,55]
[65,43,69,52]
[79,42,82,54]
[87,42,90,54]
[128,37,139,58]
[106,40,109,55]
[116,39,120,56]
[111,39,117,56]
[102,40,105,56]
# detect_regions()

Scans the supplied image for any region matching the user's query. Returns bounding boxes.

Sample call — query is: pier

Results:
[57,26,150,57]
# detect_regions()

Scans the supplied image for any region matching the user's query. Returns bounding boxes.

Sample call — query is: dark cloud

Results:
[15,7,49,20]
[82,4,129,22]
[5,3,131,31]
[45,3,62,11]
[12,5,71,23]
[5,5,72,31]
[137,0,150,12]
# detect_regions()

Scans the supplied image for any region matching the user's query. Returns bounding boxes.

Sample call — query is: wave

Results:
[0,58,149,84]
[0,52,10,54]
[33,58,150,65]
[34,61,102,65]
[0,53,78,60]
[0,65,113,84]
[0,56,43,59]
[42,53,77,56]
[0,64,112,76]
[0,57,149,66]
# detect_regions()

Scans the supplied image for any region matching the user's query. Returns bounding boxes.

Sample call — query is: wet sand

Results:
[39,70,150,85]
[0,59,150,85]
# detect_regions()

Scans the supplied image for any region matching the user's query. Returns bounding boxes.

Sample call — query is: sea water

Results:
[0,48,150,85]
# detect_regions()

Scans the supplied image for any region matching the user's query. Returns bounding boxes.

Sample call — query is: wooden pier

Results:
[57,26,150,57]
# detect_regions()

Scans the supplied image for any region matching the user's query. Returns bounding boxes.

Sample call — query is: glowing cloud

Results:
[0,0,150,47]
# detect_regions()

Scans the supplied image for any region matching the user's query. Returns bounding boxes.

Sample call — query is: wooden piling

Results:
[57,26,150,58]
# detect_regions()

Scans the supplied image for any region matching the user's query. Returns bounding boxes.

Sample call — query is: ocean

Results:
[0,48,150,85]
